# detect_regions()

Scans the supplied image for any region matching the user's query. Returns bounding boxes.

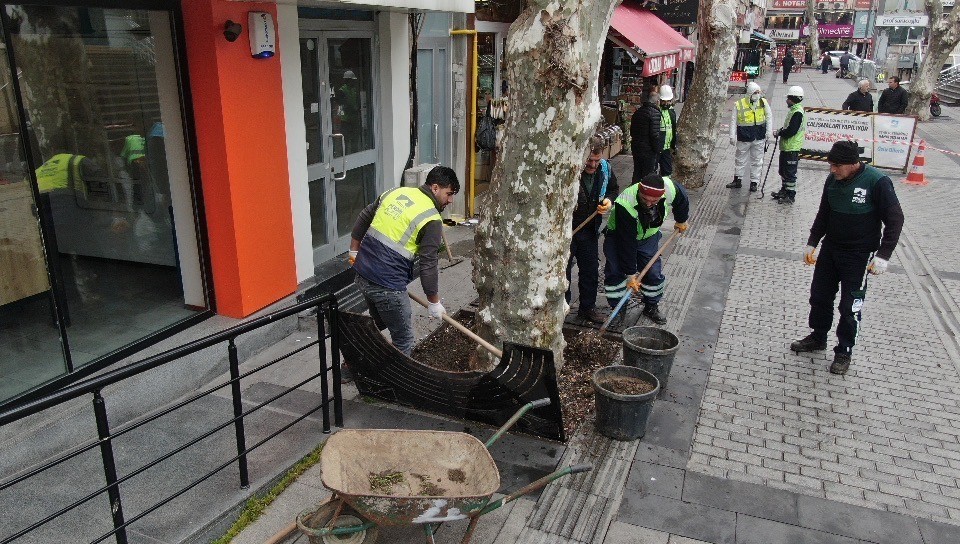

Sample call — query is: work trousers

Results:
[603,232,665,307]
[633,151,660,182]
[734,139,765,184]
[808,244,872,355]
[658,149,674,176]
[355,275,415,355]
[566,229,601,312]
[778,150,799,197]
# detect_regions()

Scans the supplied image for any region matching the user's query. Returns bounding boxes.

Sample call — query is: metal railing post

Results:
[92,391,128,544]
[329,302,344,427]
[227,339,250,489]
[316,306,331,434]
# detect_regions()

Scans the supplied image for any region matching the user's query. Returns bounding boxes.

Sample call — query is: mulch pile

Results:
[597,376,656,396]
[412,316,622,438]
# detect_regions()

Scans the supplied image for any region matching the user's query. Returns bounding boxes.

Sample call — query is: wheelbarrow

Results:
[296,399,592,543]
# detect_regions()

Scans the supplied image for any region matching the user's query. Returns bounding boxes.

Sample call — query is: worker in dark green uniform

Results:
[790,141,904,375]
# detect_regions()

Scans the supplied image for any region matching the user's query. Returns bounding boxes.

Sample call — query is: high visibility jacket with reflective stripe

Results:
[607,177,677,240]
[353,187,441,290]
[660,108,673,150]
[780,103,806,152]
[735,97,769,141]
[35,153,86,193]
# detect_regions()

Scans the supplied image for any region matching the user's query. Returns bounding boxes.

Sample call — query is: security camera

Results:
[223,20,242,42]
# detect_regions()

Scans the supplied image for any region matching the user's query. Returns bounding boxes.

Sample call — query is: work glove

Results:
[626,276,641,294]
[803,245,817,266]
[868,256,888,276]
[773,128,781,138]
[597,198,612,214]
[428,301,446,318]
[675,222,689,233]
[348,250,358,266]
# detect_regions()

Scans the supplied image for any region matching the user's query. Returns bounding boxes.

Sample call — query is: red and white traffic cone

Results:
[903,140,928,186]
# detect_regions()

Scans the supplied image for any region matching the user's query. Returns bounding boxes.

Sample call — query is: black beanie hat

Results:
[827,140,861,165]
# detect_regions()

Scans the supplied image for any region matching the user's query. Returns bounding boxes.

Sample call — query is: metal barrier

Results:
[0,294,343,544]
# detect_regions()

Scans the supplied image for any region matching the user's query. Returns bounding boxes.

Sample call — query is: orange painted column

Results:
[181,0,297,318]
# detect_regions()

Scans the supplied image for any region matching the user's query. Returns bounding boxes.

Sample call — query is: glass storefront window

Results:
[0,5,205,403]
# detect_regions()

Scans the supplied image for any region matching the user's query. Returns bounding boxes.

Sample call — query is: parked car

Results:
[827,50,861,70]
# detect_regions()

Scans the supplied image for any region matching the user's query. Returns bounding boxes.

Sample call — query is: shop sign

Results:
[802,24,854,38]
[680,48,695,62]
[854,0,873,8]
[875,14,929,26]
[853,11,872,39]
[730,71,748,82]
[643,53,678,76]
[768,28,801,40]
[771,0,808,9]
[654,0,699,26]
[744,65,760,76]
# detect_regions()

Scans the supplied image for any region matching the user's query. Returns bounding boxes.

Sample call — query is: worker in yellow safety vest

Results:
[350,166,460,359]
[727,81,773,193]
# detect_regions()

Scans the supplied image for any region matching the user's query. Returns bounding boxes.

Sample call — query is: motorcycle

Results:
[931,93,942,117]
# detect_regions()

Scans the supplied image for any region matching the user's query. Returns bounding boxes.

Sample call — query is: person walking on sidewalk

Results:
[772,86,807,204]
[838,51,852,79]
[350,166,460,355]
[781,50,796,84]
[842,80,874,112]
[658,85,678,176]
[791,141,904,375]
[567,137,620,324]
[631,85,664,181]
[727,81,773,192]
[603,174,690,326]
[878,76,909,114]
[819,52,831,74]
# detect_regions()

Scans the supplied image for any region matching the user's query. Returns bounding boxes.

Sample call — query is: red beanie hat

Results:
[638,174,666,198]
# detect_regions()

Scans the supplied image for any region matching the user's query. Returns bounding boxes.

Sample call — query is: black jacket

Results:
[878,86,909,114]
[782,54,796,70]
[572,161,619,236]
[842,90,874,112]
[630,103,663,158]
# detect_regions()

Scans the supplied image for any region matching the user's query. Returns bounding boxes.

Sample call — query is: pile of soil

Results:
[598,376,656,396]
[367,470,449,497]
[412,317,622,438]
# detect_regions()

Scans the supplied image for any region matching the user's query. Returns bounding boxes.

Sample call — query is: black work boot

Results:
[643,304,668,325]
[749,181,758,192]
[726,177,742,189]
[790,333,827,353]
[577,307,606,325]
[778,193,795,205]
[830,353,851,375]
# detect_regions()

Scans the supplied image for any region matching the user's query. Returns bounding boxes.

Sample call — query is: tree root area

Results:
[412,318,622,437]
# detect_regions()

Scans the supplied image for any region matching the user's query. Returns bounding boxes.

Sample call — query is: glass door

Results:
[300,29,378,264]
[417,38,450,167]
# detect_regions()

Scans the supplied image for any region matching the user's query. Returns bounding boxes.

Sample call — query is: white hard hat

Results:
[746,81,761,95]
[658,85,674,101]
[787,85,804,98]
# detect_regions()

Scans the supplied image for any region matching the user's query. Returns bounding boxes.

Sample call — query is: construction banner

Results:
[800,108,918,172]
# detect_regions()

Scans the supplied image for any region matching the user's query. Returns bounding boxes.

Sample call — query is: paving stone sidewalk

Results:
[234,69,960,544]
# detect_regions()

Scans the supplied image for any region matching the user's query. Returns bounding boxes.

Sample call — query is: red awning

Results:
[609,4,696,76]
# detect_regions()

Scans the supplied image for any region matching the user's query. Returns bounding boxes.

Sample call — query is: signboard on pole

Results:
[873,114,917,170]
[800,108,918,171]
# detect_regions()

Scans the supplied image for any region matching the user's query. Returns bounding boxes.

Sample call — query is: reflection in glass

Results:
[335,163,375,236]
[300,37,323,165]
[308,177,328,249]
[2,5,199,383]
[327,38,373,156]
[416,49,435,162]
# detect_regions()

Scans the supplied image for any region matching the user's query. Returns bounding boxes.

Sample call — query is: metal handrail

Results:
[0,294,344,544]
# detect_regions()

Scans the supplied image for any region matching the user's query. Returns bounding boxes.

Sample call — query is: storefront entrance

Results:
[0,3,207,404]
[299,21,379,264]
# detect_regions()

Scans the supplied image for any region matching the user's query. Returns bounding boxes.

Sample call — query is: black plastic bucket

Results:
[592,366,659,441]
[622,326,679,399]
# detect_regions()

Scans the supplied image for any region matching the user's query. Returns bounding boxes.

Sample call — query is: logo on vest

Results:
[852,188,867,204]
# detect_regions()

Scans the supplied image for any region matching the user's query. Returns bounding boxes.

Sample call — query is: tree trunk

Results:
[673,0,738,189]
[473,0,619,370]
[905,0,960,121]
[805,1,819,64]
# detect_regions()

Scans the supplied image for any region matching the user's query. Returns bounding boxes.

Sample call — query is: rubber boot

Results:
[725,176,742,189]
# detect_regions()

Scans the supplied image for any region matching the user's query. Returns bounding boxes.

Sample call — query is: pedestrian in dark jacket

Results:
[630,87,663,182]
[782,51,796,83]
[842,80,874,112]
[838,52,852,78]
[819,52,831,74]
[877,76,909,114]
[567,137,620,324]
[791,140,904,376]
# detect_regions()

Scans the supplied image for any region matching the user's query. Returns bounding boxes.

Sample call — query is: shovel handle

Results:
[440,228,455,262]
[571,211,599,236]
[408,292,504,358]
[600,229,682,333]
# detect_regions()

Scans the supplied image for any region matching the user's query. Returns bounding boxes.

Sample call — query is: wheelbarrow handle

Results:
[569,464,593,474]
[474,463,595,517]
[484,398,550,448]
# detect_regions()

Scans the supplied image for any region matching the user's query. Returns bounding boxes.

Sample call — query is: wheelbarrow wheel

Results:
[297,497,379,544]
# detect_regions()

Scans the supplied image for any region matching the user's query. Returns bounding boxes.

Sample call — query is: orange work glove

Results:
[626,276,641,293]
